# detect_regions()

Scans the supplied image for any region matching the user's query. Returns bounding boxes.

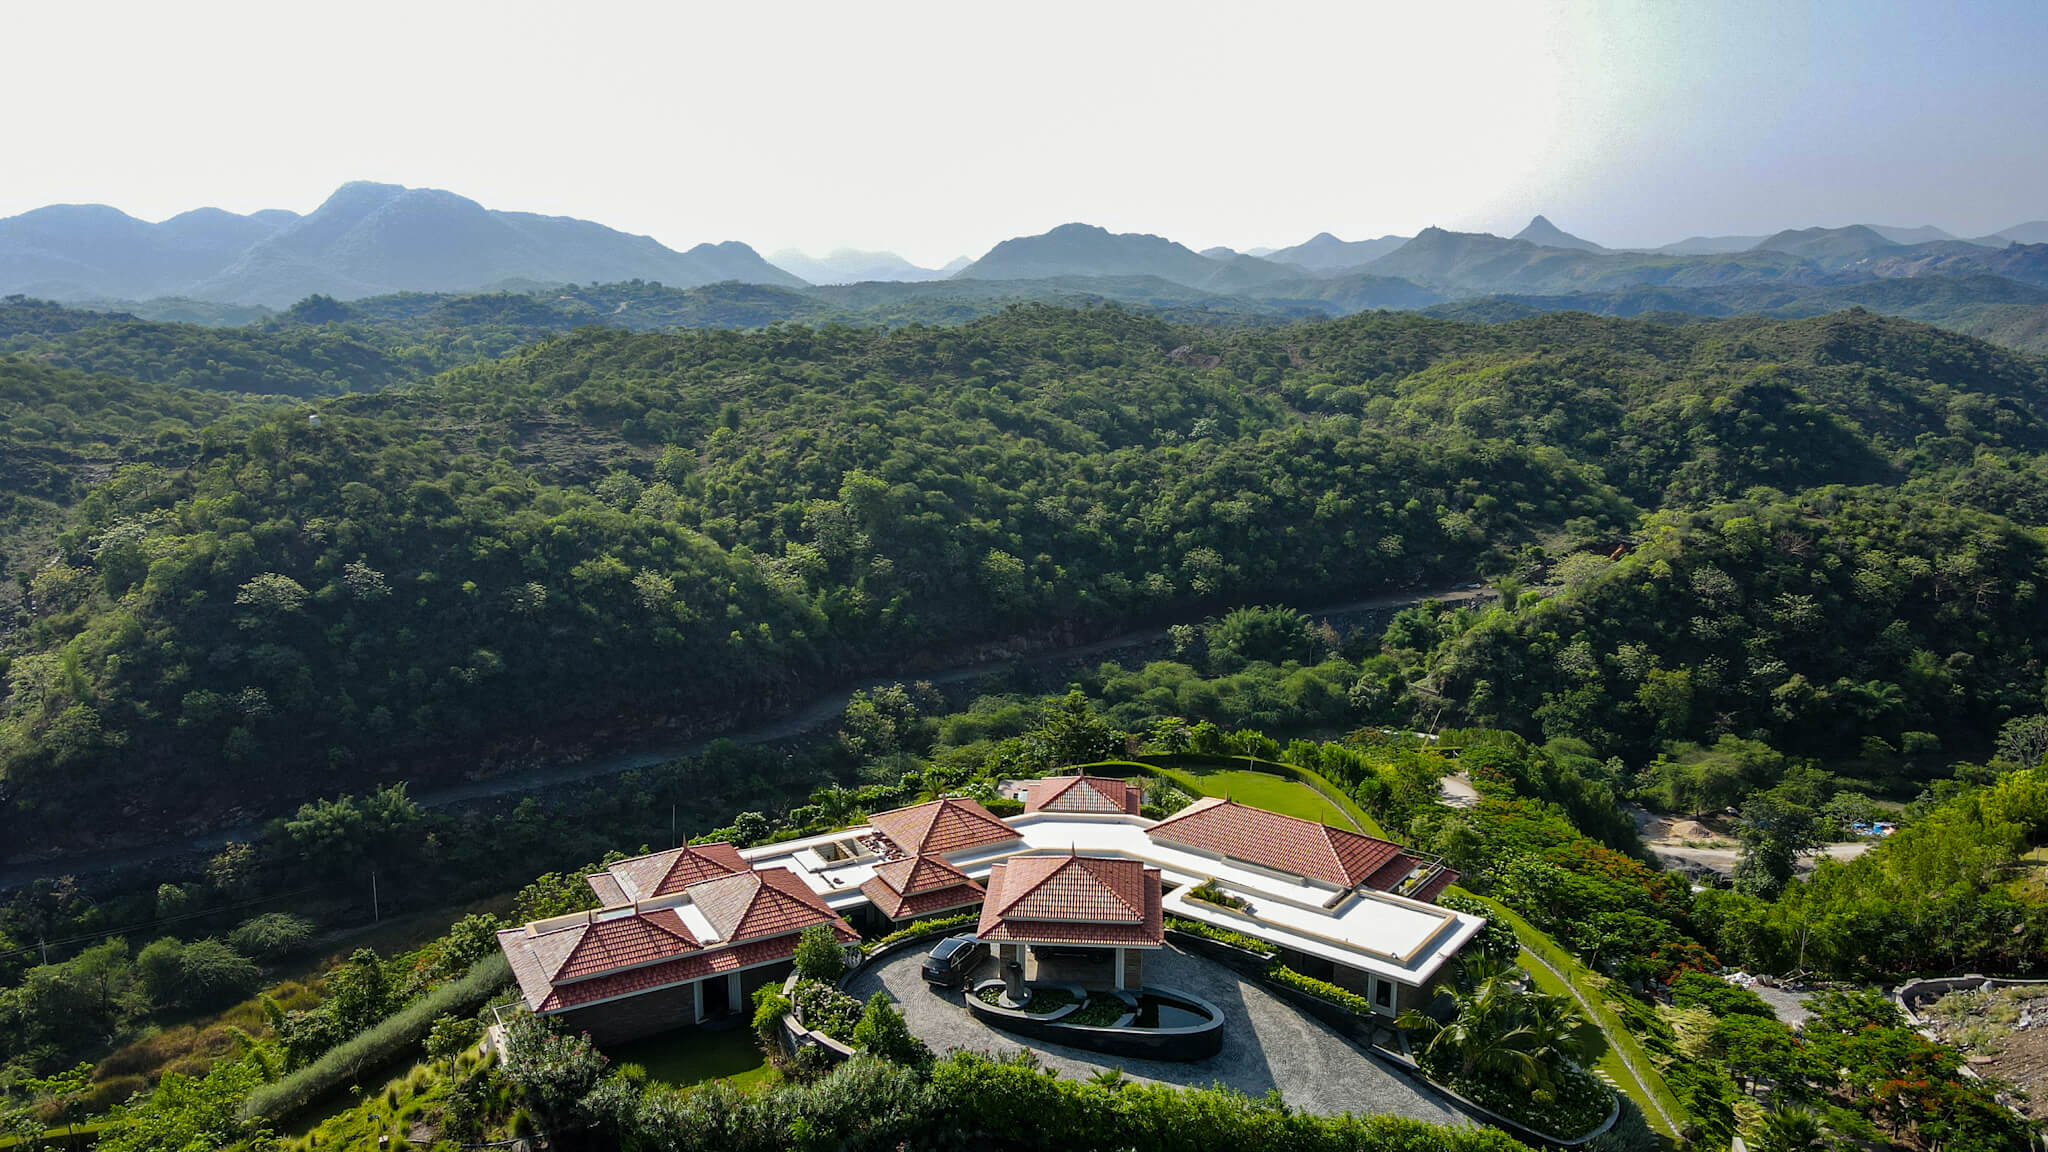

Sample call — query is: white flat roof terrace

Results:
[741,809,1480,986]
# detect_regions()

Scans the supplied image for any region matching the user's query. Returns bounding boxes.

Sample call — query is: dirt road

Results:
[0,584,1490,891]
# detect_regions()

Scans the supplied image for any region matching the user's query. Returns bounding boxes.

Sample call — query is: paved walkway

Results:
[845,942,1468,1123]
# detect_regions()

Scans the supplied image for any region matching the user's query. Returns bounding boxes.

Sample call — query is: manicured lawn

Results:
[1178,769,1356,827]
[604,1025,776,1089]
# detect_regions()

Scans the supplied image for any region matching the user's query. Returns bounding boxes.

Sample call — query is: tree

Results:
[851,992,930,1067]
[1206,606,1316,671]
[1752,1108,1831,1152]
[1733,788,1824,898]
[1397,964,1603,1091]
[1996,714,2048,769]
[229,912,316,960]
[1029,690,1123,769]
[501,1014,609,1131]
[794,924,846,983]
[425,1013,484,1062]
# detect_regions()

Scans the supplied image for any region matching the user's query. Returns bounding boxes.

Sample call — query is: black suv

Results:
[921,935,986,987]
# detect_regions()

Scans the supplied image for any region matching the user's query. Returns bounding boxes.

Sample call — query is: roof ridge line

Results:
[1075,855,1147,919]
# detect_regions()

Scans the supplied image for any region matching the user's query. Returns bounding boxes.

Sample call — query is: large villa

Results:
[499,775,1484,1044]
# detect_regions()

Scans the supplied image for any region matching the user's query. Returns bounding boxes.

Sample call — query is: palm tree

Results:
[1397,968,1601,1092]
[1752,1108,1831,1152]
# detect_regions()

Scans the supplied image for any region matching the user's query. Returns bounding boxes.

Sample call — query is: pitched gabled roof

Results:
[521,908,700,986]
[1410,868,1461,904]
[1024,775,1142,815]
[870,853,977,898]
[606,842,750,902]
[867,797,1020,857]
[504,925,859,1013]
[584,872,629,908]
[686,866,844,943]
[976,855,1163,947]
[1146,798,1406,889]
[859,854,985,921]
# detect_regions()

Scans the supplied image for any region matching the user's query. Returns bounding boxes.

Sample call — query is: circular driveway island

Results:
[844,942,1468,1123]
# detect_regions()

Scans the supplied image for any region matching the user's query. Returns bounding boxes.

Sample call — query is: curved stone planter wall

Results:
[778,970,858,1066]
[964,983,1226,1062]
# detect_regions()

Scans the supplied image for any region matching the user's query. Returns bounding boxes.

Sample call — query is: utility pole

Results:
[671,805,677,849]
[39,937,48,966]
[371,869,380,924]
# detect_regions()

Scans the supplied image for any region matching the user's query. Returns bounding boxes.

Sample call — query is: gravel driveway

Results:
[844,942,1468,1123]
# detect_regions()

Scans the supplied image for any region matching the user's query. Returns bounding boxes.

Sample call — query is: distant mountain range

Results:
[768,249,967,285]
[3,185,2044,320]
[0,182,803,306]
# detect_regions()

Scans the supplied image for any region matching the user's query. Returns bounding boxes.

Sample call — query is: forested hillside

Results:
[3,305,2047,858]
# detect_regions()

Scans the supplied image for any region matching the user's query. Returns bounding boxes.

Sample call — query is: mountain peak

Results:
[1,181,802,305]
[1514,215,1605,252]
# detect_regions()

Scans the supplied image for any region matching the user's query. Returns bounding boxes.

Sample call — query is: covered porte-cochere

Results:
[974,853,1163,1004]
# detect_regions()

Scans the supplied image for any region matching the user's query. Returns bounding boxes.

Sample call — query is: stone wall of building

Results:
[553,959,796,1046]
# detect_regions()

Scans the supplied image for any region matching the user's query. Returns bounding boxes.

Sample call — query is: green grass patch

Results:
[1178,769,1354,826]
[604,1025,774,1089]
[1455,890,1686,1139]
[1077,755,1389,837]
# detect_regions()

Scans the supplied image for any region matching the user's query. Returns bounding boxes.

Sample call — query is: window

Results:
[1373,979,1394,1011]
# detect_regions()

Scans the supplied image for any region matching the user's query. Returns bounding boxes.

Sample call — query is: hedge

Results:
[1164,916,1275,958]
[868,912,977,951]
[1264,964,1375,1016]
[240,953,511,1121]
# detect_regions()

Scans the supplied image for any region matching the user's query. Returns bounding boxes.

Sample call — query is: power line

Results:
[0,885,322,962]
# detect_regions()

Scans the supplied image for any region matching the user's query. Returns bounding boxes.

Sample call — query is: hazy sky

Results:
[4,0,2043,265]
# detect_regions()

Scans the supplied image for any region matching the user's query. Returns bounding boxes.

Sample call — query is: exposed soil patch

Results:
[1922,984,2048,1121]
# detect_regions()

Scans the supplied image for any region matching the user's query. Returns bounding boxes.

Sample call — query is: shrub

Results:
[752,983,792,1044]
[1164,916,1275,957]
[791,979,864,1040]
[1439,894,1520,964]
[1668,971,1776,1018]
[229,913,318,960]
[794,924,846,982]
[1265,964,1375,1015]
[870,912,976,949]
[500,1014,607,1130]
[1186,879,1248,910]
[851,994,930,1067]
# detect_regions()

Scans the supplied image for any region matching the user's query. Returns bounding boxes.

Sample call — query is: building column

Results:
[1001,943,1027,1003]
[693,979,706,1023]
[728,971,744,1014]
[1117,948,1143,991]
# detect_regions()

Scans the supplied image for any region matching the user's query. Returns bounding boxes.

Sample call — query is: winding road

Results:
[0,585,1488,891]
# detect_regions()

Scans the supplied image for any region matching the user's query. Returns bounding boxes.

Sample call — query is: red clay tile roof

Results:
[859,874,985,921]
[1024,775,1142,815]
[686,866,845,943]
[500,875,860,1013]
[1364,852,1427,892]
[868,796,1021,857]
[540,933,838,1012]
[869,854,976,897]
[607,842,749,901]
[1410,868,1460,904]
[1146,798,1407,888]
[976,855,1163,947]
[523,908,701,985]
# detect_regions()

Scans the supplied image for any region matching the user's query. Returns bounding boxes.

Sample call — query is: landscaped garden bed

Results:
[964,981,1223,1061]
